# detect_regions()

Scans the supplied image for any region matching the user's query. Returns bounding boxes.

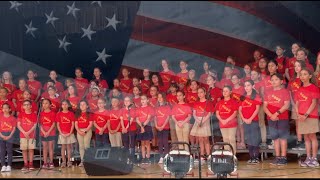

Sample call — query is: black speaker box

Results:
[83,147,133,176]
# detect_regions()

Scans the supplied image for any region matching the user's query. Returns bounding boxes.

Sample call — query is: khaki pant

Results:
[175,123,190,151]
[77,129,92,161]
[169,118,178,144]
[109,132,122,147]
[220,127,237,154]
[258,106,267,143]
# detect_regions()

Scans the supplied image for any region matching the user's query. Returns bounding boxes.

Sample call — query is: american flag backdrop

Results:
[0,1,318,85]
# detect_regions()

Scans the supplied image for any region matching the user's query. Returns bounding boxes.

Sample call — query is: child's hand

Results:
[140,128,145,134]
[122,128,128,134]
[99,131,103,135]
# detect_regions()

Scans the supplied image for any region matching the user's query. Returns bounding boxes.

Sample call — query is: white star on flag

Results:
[45,11,59,28]
[91,1,102,7]
[25,21,37,38]
[96,48,111,64]
[9,1,23,12]
[67,2,80,18]
[58,36,71,52]
[81,24,96,41]
[105,14,121,31]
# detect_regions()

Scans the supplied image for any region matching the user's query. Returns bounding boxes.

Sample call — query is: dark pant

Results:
[95,133,110,147]
[122,131,136,150]
[157,130,170,158]
[0,132,14,166]
[248,145,259,159]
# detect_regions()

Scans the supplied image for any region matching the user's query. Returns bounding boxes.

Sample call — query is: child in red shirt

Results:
[1,71,16,101]
[149,85,159,108]
[190,88,213,160]
[136,95,154,164]
[218,65,233,89]
[92,67,109,93]
[231,74,246,150]
[275,45,288,75]
[17,100,37,171]
[119,68,133,94]
[0,103,16,172]
[185,80,199,147]
[263,73,290,165]
[75,100,93,166]
[12,78,29,107]
[160,60,176,91]
[16,90,38,116]
[141,69,151,95]
[199,62,210,86]
[27,70,42,102]
[74,67,89,99]
[39,99,56,169]
[120,96,137,153]
[47,86,61,113]
[63,78,75,99]
[150,73,166,93]
[216,86,239,154]
[113,78,120,90]
[67,85,80,111]
[166,83,178,106]
[0,88,15,115]
[93,98,110,147]
[56,100,76,168]
[87,86,100,112]
[155,93,171,163]
[108,97,122,147]
[176,60,189,91]
[241,64,252,84]
[132,86,142,108]
[239,80,262,164]
[295,68,320,167]
[43,70,64,93]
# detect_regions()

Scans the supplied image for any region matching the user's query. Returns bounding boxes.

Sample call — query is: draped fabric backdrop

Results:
[0,1,318,86]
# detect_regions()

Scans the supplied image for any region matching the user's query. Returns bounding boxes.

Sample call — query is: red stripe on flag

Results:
[213,1,320,55]
[131,15,274,67]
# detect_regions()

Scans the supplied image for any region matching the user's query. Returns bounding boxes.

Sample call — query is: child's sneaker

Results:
[42,163,48,169]
[78,162,84,167]
[49,163,55,169]
[277,157,287,166]
[60,162,66,168]
[5,166,11,172]
[21,165,28,172]
[158,157,163,164]
[307,157,319,167]
[1,166,6,172]
[300,157,311,167]
[247,158,253,164]
[67,162,73,168]
[270,157,279,165]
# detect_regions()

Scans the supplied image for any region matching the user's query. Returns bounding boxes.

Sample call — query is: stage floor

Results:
[1,159,320,178]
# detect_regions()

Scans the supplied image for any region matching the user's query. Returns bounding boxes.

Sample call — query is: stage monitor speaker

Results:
[83,147,133,176]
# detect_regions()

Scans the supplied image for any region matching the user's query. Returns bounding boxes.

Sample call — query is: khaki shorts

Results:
[58,134,77,145]
[20,138,36,150]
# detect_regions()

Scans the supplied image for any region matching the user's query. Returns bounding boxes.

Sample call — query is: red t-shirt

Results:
[288,77,301,102]
[120,108,137,132]
[171,103,192,122]
[68,96,80,111]
[240,94,262,121]
[160,70,176,91]
[232,86,245,104]
[95,79,109,90]
[3,83,16,100]
[218,78,233,89]
[56,111,75,134]
[16,101,38,114]
[265,88,290,120]
[27,80,42,100]
[199,73,209,85]
[276,56,288,75]
[40,111,56,137]
[208,87,222,105]
[43,81,64,93]
[12,89,26,102]
[186,91,198,107]
[88,98,98,112]
[286,57,314,79]
[108,109,121,132]
[141,80,151,95]
[76,112,93,129]
[176,72,189,86]
[136,106,154,124]
[155,105,171,130]
[133,97,142,108]
[295,84,320,118]
[0,114,16,133]
[119,78,133,93]
[93,110,109,133]
[149,97,158,107]
[166,93,178,106]
[254,81,263,95]
[0,99,15,113]
[75,78,89,98]
[18,112,37,138]
[251,61,259,70]
[241,76,251,85]
[193,100,214,116]
[48,96,61,113]
[216,99,238,128]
